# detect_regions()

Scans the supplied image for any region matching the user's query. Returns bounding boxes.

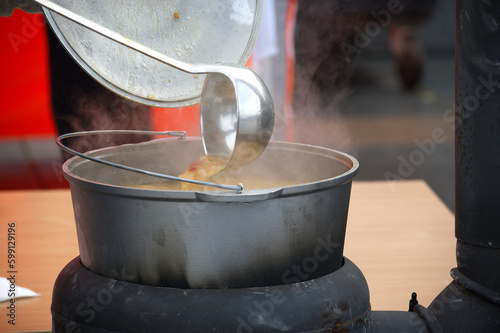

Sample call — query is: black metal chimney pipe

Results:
[455,0,500,294]
[424,1,500,332]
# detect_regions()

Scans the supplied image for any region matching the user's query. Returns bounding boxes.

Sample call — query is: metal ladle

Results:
[35,0,274,171]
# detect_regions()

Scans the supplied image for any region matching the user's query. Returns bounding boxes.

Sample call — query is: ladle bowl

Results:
[202,69,274,170]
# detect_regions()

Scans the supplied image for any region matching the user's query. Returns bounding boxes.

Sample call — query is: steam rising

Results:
[55,84,152,157]
[256,1,371,158]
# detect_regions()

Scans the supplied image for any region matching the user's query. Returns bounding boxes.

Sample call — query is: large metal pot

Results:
[63,138,358,288]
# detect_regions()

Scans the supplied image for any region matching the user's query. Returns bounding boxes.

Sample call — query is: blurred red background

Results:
[0,11,54,137]
[0,10,202,139]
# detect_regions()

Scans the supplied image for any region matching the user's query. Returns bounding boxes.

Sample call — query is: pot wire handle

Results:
[56,130,244,193]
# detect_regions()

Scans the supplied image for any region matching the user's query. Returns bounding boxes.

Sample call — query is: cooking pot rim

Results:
[62,138,359,201]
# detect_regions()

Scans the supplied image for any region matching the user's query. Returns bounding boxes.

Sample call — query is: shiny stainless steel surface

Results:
[38,0,262,107]
[63,139,358,288]
[201,70,274,170]
[37,0,274,169]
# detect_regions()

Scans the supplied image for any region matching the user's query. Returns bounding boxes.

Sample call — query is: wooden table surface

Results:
[0,180,456,332]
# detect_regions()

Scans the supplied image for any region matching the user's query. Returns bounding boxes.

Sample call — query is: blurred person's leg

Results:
[293,0,368,118]
[291,0,372,148]
[388,0,437,88]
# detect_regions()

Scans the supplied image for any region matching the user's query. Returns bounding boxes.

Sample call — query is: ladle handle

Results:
[57,130,244,193]
[34,0,219,74]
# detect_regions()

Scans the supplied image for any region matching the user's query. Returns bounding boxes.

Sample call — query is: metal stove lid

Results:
[43,0,262,108]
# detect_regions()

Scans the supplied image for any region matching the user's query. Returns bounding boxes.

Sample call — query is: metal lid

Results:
[43,0,262,108]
